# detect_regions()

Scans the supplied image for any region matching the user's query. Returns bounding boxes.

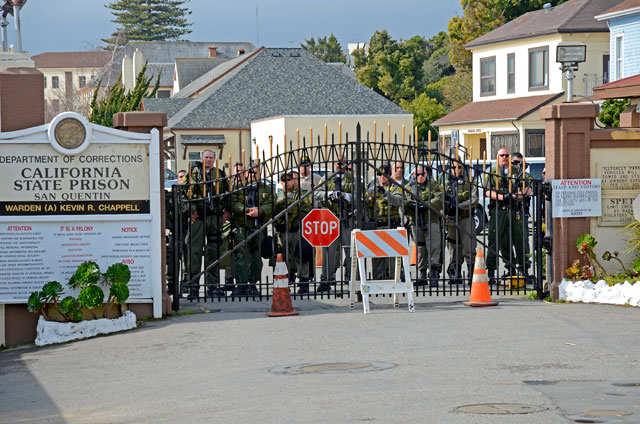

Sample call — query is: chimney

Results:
[208,45,217,58]
[237,48,245,56]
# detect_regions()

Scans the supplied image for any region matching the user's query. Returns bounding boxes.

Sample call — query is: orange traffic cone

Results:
[464,248,499,307]
[267,253,299,317]
[410,243,417,266]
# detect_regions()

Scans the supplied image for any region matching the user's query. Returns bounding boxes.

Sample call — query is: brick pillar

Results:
[0,67,45,347]
[0,67,44,132]
[113,112,171,317]
[541,103,599,299]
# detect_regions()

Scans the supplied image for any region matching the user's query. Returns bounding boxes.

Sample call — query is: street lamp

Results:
[556,43,586,102]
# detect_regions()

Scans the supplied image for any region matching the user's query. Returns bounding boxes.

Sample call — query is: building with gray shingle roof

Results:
[142,47,412,171]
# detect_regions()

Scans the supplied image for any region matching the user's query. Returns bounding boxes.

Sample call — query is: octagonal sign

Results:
[302,209,340,247]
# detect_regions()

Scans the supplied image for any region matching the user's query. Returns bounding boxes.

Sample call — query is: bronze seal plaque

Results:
[54,117,87,150]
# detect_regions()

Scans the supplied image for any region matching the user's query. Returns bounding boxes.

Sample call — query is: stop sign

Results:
[302,209,340,247]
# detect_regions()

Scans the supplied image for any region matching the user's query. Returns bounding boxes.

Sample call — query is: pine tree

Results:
[302,34,347,64]
[103,0,192,49]
[88,62,160,127]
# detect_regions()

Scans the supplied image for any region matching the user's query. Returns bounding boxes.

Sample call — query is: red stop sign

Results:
[302,209,340,247]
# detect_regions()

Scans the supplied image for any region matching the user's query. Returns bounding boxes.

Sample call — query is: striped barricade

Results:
[349,228,414,314]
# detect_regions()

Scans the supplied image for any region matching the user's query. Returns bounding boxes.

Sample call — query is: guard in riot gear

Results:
[275,170,313,294]
[230,163,273,296]
[484,148,532,283]
[366,163,405,280]
[441,158,478,285]
[184,150,230,300]
[404,164,443,286]
[319,156,353,292]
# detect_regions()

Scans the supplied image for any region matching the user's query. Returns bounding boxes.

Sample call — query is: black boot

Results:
[448,266,462,284]
[245,283,260,296]
[428,266,440,288]
[297,278,309,294]
[416,270,428,286]
[488,269,496,286]
[186,283,199,300]
[317,281,331,292]
[223,278,235,292]
[466,264,474,286]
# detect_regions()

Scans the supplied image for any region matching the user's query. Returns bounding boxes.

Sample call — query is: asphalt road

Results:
[1,295,639,424]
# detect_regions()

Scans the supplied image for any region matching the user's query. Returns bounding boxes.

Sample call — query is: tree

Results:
[353,31,427,103]
[599,99,631,127]
[88,61,160,127]
[423,31,455,87]
[400,93,446,141]
[302,34,347,63]
[103,0,192,49]
[448,0,567,71]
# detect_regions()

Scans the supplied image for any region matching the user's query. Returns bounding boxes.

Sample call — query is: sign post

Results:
[301,209,340,247]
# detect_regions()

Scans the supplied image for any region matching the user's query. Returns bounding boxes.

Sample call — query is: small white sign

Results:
[551,179,602,218]
[633,194,640,222]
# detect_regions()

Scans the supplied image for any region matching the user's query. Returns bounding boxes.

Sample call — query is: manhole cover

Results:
[454,403,547,414]
[583,409,633,417]
[268,362,395,375]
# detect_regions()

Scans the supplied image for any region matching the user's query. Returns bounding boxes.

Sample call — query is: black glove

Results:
[502,193,512,204]
[376,186,386,195]
[409,200,424,210]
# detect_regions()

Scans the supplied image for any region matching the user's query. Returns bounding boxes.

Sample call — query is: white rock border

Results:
[35,310,137,346]
[559,279,640,307]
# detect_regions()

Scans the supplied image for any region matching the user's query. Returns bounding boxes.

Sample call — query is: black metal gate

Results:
[168,124,551,310]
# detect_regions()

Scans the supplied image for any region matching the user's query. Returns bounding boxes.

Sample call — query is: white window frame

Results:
[615,34,623,81]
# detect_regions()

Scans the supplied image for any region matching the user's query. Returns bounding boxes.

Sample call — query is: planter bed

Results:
[559,279,640,307]
[35,310,137,346]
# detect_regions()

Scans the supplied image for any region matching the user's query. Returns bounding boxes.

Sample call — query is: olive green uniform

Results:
[440,173,478,283]
[274,189,313,283]
[484,165,532,277]
[183,163,229,297]
[404,177,443,282]
[321,171,353,283]
[230,180,273,292]
[366,180,404,279]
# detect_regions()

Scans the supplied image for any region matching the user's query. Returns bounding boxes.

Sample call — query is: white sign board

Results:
[551,179,602,218]
[0,221,152,302]
[0,113,162,317]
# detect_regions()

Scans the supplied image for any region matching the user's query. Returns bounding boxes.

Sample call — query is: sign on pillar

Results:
[301,209,340,247]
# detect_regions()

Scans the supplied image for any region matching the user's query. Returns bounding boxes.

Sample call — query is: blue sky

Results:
[11,0,461,55]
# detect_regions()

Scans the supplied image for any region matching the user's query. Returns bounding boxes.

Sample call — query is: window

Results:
[78,75,86,88]
[615,35,623,80]
[480,56,496,96]
[507,53,515,93]
[525,130,545,157]
[529,46,548,90]
[156,90,170,98]
[188,151,201,168]
[603,55,610,84]
[51,76,59,89]
[490,133,518,157]
[43,75,47,89]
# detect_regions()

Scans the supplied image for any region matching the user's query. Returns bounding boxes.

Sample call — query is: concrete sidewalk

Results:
[1,296,639,423]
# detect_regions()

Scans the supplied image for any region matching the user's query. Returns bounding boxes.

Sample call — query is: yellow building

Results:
[434,0,614,160]
[33,51,113,121]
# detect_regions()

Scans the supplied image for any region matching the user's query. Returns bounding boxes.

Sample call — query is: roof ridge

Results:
[558,0,591,30]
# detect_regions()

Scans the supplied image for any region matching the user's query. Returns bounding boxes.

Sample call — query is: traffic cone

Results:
[464,248,499,307]
[267,253,299,317]
[410,243,417,266]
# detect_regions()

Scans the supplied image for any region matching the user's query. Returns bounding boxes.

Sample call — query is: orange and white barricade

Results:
[349,228,415,314]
